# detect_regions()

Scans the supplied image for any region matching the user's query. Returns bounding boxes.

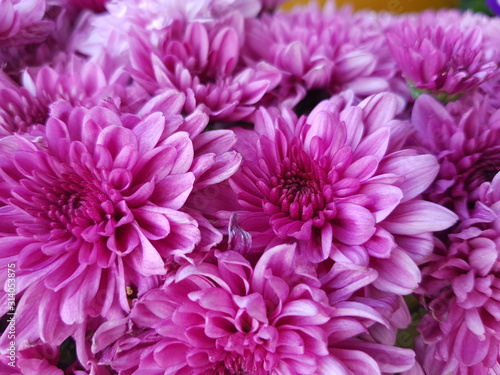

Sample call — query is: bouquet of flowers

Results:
[0,0,499,374]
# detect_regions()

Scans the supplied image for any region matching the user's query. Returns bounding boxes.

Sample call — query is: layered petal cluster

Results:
[0,99,210,344]
[129,13,280,121]
[387,14,498,100]
[0,53,147,138]
[243,3,397,109]
[0,339,111,375]
[94,245,332,374]
[228,92,457,295]
[318,261,416,374]
[0,2,83,76]
[0,0,53,47]
[21,54,141,112]
[94,244,415,374]
[414,174,500,374]
[0,71,47,136]
[410,94,500,215]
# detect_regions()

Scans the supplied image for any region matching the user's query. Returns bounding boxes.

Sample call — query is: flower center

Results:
[465,146,500,190]
[209,353,268,375]
[38,172,110,235]
[264,145,333,221]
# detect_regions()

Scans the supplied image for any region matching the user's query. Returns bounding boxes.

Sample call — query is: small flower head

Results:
[243,3,396,110]
[387,15,498,100]
[416,174,500,373]
[129,14,280,121]
[410,94,500,214]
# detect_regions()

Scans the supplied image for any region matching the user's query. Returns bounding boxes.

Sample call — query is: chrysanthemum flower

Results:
[243,3,397,109]
[318,261,416,373]
[93,245,331,374]
[387,14,498,100]
[0,72,47,136]
[93,243,414,374]
[0,339,111,375]
[410,94,500,215]
[0,98,214,343]
[227,92,457,293]
[0,53,148,141]
[21,54,139,111]
[414,174,500,374]
[129,13,281,121]
[0,2,82,76]
[0,0,53,47]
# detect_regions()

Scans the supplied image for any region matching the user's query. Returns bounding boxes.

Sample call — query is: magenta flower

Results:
[410,94,500,215]
[0,339,111,375]
[129,14,280,121]
[243,3,397,109]
[387,16,498,100]
[0,99,205,343]
[94,244,332,374]
[66,0,108,13]
[0,2,82,76]
[0,0,53,47]
[0,72,47,136]
[3,53,147,135]
[414,174,500,373]
[93,243,414,374]
[227,92,457,295]
[21,54,141,112]
[318,261,416,373]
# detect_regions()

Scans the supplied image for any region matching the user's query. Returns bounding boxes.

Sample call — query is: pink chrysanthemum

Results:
[0,0,53,47]
[243,3,397,109]
[93,244,414,374]
[227,92,457,294]
[94,245,331,374]
[0,98,220,344]
[387,14,498,100]
[318,261,416,374]
[0,71,47,136]
[0,53,146,136]
[414,174,500,374]
[20,54,141,112]
[129,13,280,121]
[0,3,82,76]
[410,94,500,215]
[0,339,111,375]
